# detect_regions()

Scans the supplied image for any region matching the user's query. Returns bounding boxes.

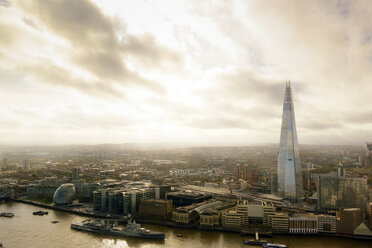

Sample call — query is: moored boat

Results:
[243,239,268,245]
[71,219,165,240]
[0,212,14,217]
[33,210,48,216]
[262,243,289,248]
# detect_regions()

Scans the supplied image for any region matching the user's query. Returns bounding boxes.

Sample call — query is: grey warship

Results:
[71,219,165,240]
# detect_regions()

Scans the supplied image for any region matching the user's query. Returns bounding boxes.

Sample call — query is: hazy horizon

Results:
[1,0,372,146]
[0,142,368,149]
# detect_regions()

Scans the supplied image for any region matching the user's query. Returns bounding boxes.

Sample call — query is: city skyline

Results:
[1,0,372,145]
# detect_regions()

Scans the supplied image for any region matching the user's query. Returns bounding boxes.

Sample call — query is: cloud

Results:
[22,17,37,29]
[13,0,182,96]
[1,0,372,145]
[121,34,182,67]
[22,63,125,98]
[344,110,372,124]
[0,0,10,8]
[218,68,290,104]
[0,22,19,46]
[187,116,252,130]
[301,121,343,131]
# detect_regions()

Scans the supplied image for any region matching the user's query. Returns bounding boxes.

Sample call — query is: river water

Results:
[0,201,371,248]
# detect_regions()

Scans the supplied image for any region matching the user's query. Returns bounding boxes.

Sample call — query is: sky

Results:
[0,0,372,146]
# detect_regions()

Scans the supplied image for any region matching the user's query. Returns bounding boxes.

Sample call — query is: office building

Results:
[27,177,67,199]
[337,163,345,177]
[172,202,206,225]
[289,214,318,234]
[236,200,275,227]
[82,182,101,202]
[236,200,264,227]
[53,183,76,205]
[2,158,6,171]
[317,215,336,234]
[277,82,303,200]
[336,208,363,235]
[272,212,289,233]
[236,164,247,180]
[263,204,276,227]
[270,173,278,194]
[72,167,79,180]
[236,164,257,183]
[23,160,29,170]
[221,211,244,230]
[172,200,235,227]
[366,142,372,166]
[138,199,173,220]
[93,187,158,214]
[199,201,236,229]
[367,202,372,230]
[166,191,212,207]
[317,175,368,210]
[71,179,85,197]
[200,209,220,229]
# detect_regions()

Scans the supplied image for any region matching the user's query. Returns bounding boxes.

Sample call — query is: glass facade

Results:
[318,176,368,210]
[277,82,303,199]
[53,183,76,205]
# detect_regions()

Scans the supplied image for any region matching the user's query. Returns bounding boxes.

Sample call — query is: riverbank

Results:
[7,199,372,241]
[2,201,372,248]
[11,198,111,219]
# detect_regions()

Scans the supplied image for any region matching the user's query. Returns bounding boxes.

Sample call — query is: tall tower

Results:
[366,142,372,166]
[277,81,303,200]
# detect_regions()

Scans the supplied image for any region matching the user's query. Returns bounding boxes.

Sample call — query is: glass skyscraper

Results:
[277,82,303,200]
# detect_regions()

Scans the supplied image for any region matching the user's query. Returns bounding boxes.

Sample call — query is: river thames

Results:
[0,201,371,248]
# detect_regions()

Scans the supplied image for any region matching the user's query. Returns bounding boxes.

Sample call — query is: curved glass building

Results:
[53,183,76,205]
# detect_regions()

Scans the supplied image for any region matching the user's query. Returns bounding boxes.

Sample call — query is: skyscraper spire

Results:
[277,82,303,201]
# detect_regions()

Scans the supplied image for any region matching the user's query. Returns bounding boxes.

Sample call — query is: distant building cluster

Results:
[92,183,162,215]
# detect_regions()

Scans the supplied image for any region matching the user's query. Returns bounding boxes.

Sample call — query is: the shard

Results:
[277,81,303,200]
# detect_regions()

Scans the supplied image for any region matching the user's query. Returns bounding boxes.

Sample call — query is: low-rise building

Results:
[166,191,212,207]
[235,200,276,228]
[26,177,67,199]
[199,201,236,229]
[272,212,289,233]
[263,204,276,227]
[317,215,336,234]
[200,210,220,229]
[236,200,263,227]
[138,199,173,220]
[221,210,244,230]
[172,202,204,225]
[289,213,318,234]
[172,200,235,227]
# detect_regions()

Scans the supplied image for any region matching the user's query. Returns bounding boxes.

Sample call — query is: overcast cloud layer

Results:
[0,0,372,145]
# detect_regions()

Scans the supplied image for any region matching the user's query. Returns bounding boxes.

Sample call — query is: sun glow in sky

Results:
[1,0,372,145]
